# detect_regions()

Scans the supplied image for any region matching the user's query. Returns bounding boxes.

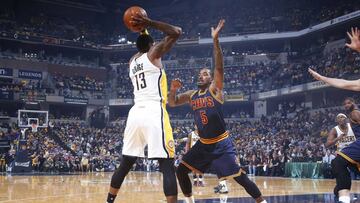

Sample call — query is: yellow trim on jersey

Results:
[209,88,224,104]
[199,131,229,144]
[159,70,175,158]
[198,89,207,96]
[337,151,360,171]
[160,69,168,106]
[190,90,198,99]
[219,168,246,181]
[163,109,175,158]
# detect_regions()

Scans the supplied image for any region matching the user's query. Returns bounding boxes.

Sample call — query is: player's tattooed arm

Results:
[168,79,193,107]
[210,19,225,92]
[132,13,181,60]
[309,68,360,91]
[144,18,182,59]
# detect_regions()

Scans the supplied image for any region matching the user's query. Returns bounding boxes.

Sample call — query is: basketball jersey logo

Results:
[190,89,227,140]
[335,123,356,151]
[191,97,215,111]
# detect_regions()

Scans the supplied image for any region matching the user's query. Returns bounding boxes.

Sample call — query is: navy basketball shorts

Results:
[181,138,244,180]
[337,139,360,171]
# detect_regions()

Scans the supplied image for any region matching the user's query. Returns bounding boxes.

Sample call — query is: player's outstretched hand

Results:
[346,27,360,52]
[211,19,225,39]
[170,78,183,91]
[308,68,324,81]
[130,12,152,28]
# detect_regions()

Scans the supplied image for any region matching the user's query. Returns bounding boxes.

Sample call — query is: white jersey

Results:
[129,53,168,105]
[188,131,200,148]
[123,53,174,159]
[335,123,356,151]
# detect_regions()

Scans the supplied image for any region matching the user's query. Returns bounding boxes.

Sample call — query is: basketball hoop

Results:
[31,123,38,133]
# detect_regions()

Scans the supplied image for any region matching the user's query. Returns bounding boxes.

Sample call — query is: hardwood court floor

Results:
[1,172,360,203]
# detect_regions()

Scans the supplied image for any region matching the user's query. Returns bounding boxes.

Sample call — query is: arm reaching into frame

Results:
[308,68,360,91]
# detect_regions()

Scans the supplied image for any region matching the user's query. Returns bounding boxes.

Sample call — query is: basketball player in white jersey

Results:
[106,14,181,203]
[325,113,357,202]
[309,27,360,91]
[325,113,356,151]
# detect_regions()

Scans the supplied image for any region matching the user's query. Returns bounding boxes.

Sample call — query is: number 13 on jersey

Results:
[135,72,147,90]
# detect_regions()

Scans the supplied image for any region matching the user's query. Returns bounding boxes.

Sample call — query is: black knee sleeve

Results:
[176,163,192,196]
[110,155,137,189]
[234,174,262,199]
[331,156,351,190]
[158,158,178,196]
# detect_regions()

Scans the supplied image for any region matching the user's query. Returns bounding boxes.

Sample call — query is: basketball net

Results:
[31,123,38,133]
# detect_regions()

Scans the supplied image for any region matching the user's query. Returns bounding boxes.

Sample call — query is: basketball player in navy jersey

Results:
[308,27,360,203]
[309,27,360,90]
[327,98,360,203]
[168,19,266,203]
[325,113,356,201]
[106,13,181,203]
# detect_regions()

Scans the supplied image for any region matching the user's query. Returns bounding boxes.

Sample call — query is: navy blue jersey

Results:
[338,109,360,171]
[350,109,360,139]
[190,89,227,142]
[182,89,243,179]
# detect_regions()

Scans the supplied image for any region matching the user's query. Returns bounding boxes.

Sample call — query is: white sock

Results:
[339,196,350,203]
[219,180,227,185]
[185,196,195,203]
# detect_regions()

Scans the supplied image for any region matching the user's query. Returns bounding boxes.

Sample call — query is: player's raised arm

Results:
[308,68,360,91]
[209,19,225,92]
[308,28,360,91]
[345,27,360,53]
[131,14,182,59]
[168,79,194,107]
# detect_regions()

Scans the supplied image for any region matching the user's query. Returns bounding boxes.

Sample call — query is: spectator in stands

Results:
[81,154,89,172]
[322,150,336,164]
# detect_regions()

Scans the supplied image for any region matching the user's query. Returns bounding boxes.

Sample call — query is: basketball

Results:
[123,6,148,32]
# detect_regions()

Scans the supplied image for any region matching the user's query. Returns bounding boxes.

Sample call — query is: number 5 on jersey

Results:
[135,72,147,90]
[200,110,208,125]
